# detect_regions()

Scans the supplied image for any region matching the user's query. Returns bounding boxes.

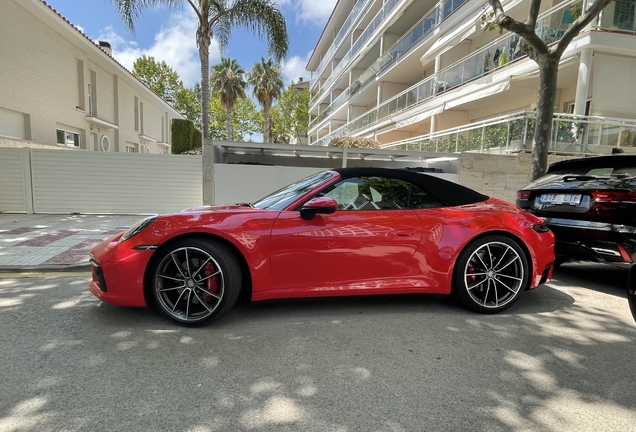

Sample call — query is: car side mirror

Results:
[300,197,337,220]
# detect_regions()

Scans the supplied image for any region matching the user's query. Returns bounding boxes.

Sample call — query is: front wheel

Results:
[150,239,242,325]
[453,235,530,314]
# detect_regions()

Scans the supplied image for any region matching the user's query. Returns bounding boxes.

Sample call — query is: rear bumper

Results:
[543,217,636,264]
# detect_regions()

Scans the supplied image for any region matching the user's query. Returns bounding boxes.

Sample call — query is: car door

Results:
[269,175,426,292]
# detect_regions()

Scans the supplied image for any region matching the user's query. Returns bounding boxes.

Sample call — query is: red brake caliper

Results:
[203,263,219,301]
[467,265,477,288]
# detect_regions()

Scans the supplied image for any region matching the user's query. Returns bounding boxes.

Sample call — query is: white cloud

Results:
[281,51,312,86]
[96,9,220,86]
[278,0,338,25]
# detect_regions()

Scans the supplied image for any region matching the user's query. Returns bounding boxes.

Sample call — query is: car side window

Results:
[320,176,442,210]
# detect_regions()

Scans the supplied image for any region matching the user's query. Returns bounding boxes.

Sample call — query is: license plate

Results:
[538,193,582,205]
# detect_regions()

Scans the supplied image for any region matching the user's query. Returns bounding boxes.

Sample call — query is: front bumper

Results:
[543,217,636,264]
[88,235,154,307]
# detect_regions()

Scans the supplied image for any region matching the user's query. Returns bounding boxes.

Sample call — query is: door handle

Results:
[393,232,415,237]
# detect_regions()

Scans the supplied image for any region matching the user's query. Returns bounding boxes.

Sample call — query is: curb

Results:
[0,263,92,273]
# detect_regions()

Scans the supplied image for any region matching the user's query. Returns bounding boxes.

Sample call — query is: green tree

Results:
[174,83,202,129]
[271,83,310,144]
[132,55,183,99]
[210,57,247,141]
[248,57,283,143]
[484,0,614,180]
[111,0,289,201]
[208,95,259,141]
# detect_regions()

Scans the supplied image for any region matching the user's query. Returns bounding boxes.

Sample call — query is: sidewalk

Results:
[0,214,143,272]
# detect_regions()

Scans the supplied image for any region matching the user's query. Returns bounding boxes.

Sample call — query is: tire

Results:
[150,238,242,326]
[453,235,530,314]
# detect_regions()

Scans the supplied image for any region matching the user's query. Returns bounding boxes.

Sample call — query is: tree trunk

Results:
[531,55,559,181]
[199,45,211,141]
[225,102,234,141]
[263,101,271,144]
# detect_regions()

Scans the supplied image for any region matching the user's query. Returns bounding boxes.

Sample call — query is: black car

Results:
[517,154,636,266]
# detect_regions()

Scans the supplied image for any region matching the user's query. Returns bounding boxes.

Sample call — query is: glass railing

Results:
[311,0,403,110]
[381,111,636,155]
[596,0,636,32]
[312,0,373,88]
[309,89,351,129]
[311,0,582,146]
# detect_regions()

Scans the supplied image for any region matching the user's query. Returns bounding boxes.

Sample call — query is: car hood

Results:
[179,204,258,213]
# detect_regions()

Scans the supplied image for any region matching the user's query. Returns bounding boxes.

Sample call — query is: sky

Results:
[44,0,338,88]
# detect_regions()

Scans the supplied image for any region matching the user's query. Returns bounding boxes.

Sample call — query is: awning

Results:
[444,79,511,109]
[394,104,445,128]
[86,115,119,129]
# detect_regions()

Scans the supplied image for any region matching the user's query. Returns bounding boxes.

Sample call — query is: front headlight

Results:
[119,215,158,243]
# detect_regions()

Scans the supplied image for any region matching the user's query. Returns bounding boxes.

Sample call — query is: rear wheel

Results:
[453,235,530,313]
[151,239,241,325]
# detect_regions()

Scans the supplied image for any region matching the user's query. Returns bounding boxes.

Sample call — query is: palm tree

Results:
[210,57,246,141]
[110,0,289,169]
[248,57,283,143]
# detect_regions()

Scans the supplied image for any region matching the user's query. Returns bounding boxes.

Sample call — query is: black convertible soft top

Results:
[332,167,489,207]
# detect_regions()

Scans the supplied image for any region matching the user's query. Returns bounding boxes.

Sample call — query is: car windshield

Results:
[252,171,334,210]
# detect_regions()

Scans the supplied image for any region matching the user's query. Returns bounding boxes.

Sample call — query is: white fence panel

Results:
[0,147,30,212]
[30,150,203,214]
[213,164,325,205]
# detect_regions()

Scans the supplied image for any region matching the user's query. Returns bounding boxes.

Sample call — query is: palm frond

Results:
[110,0,183,32]
[223,0,289,62]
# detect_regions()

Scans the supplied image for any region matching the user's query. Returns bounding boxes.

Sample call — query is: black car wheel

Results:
[453,235,530,313]
[151,239,242,325]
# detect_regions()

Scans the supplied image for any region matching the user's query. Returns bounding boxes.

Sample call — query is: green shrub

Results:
[329,136,381,149]
[192,128,202,149]
[171,119,194,154]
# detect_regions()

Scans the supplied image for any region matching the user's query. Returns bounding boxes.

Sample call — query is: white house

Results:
[307,0,636,155]
[0,0,183,154]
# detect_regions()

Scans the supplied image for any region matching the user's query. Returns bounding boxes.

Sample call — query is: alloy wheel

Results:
[154,246,224,323]
[463,241,525,309]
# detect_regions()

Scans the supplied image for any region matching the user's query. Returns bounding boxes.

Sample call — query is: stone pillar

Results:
[574,49,592,116]
[202,138,215,204]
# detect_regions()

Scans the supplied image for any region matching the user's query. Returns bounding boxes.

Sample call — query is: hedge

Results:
[171,119,194,154]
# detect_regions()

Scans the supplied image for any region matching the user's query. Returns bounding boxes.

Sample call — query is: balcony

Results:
[310,0,403,111]
[381,111,636,155]
[309,89,350,130]
[311,0,374,90]
[311,0,582,146]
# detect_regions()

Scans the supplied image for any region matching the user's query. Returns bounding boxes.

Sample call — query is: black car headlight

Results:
[119,216,158,243]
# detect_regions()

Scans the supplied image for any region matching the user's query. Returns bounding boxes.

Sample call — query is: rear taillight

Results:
[590,191,636,203]
[517,191,531,200]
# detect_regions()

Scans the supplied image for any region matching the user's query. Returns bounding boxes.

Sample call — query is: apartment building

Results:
[0,0,182,154]
[307,0,636,155]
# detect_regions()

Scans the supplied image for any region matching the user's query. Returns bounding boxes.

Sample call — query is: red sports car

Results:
[89,167,555,325]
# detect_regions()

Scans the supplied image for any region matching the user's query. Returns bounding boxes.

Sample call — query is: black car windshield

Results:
[252,171,334,210]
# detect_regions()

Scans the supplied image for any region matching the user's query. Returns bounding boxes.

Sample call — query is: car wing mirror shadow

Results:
[300,197,338,220]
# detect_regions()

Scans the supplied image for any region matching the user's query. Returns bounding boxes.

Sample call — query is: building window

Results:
[0,106,26,139]
[126,145,136,153]
[88,70,97,116]
[88,84,93,115]
[57,129,80,147]
[140,102,144,134]
[77,59,85,110]
[100,135,110,152]
[134,96,139,131]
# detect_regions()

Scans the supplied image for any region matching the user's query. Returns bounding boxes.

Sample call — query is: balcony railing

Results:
[309,89,351,129]
[310,0,582,146]
[312,0,373,90]
[381,111,636,155]
[310,0,403,110]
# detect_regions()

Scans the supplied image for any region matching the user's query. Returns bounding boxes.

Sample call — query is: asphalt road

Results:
[1,263,635,432]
